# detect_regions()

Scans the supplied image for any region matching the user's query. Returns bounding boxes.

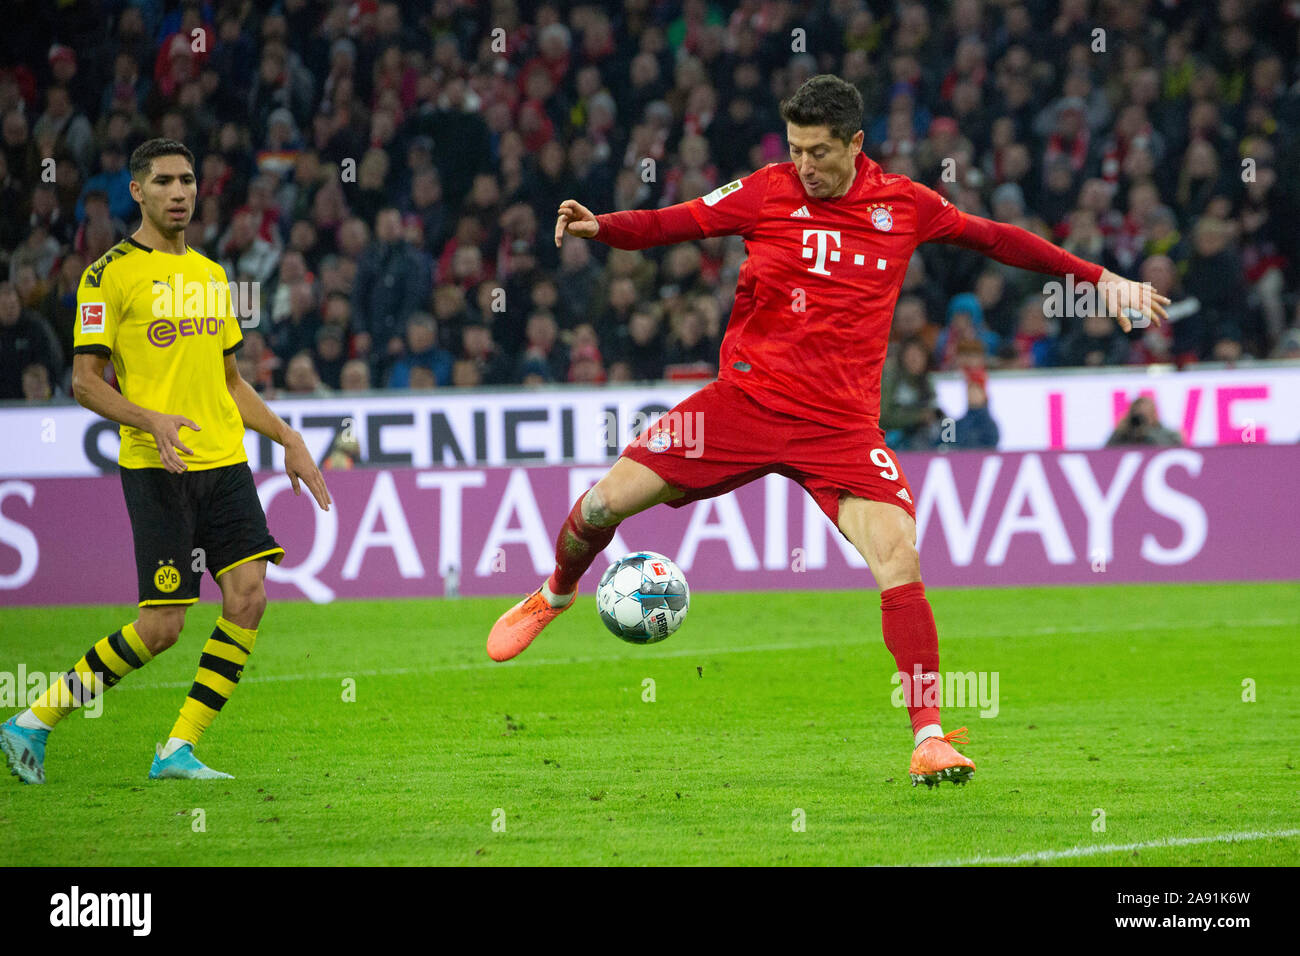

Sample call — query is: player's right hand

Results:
[555,199,599,246]
[147,412,200,473]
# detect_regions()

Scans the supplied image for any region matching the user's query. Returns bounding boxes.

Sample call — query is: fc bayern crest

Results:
[871,207,894,231]
[648,431,673,453]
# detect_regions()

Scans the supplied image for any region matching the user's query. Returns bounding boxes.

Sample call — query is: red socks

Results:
[880,581,941,736]
[547,493,616,596]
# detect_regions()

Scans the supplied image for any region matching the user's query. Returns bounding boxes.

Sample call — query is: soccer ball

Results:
[596,551,690,644]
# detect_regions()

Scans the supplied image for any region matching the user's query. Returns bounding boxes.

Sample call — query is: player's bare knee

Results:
[136,609,185,654]
[223,582,267,628]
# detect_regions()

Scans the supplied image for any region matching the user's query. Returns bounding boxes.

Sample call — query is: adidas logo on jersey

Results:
[789,205,811,217]
[896,488,912,504]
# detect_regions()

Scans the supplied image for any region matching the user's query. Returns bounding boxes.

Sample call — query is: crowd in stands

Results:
[2,0,1299,404]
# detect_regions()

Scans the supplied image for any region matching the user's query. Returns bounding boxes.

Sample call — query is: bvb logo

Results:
[154,560,181,593]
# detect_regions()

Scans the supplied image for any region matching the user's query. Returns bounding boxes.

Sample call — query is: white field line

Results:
[109,616,1292,691]
[920,828,1300,866]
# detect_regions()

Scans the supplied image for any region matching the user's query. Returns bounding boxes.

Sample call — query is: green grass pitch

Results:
[2,582,1297,866]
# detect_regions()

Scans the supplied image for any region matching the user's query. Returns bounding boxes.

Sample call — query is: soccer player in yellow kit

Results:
[1,139,331,783]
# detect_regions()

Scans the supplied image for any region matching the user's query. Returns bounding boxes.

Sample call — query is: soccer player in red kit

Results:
[487,75,1168,786]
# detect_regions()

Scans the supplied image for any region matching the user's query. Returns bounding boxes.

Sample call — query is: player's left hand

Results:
[1096,269,1170,333]
[284,432,332,511]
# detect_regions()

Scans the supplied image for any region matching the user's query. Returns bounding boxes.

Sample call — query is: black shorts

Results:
[120,462,284,607]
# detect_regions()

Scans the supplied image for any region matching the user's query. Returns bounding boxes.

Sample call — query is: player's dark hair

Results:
[779,75,864,145]
[129,138,195,181]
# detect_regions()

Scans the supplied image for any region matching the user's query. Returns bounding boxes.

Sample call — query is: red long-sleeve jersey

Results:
[594,151,1104,429]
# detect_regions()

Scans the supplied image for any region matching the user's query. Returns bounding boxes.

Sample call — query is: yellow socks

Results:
[168,617,257,745]
[29,623,154,727]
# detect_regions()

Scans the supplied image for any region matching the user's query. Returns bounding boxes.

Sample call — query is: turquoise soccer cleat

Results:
[1,716,50,785]
[148,742,233,780]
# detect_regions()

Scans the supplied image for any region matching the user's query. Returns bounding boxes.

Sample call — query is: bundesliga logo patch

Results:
[79,303,105,333]
[871,208,894,232]
[702,179,743,207]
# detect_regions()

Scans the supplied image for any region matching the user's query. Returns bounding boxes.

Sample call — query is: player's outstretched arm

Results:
[557,194,712,251]
[938,212,1170,332]
[223,354,332,511]
[72,352,198,474]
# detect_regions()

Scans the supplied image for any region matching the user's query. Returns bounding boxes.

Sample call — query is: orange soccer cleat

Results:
[486,587,576,662]
[909,727,976,788]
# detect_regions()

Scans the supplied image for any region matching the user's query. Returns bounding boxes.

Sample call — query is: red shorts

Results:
[621,379,916,526]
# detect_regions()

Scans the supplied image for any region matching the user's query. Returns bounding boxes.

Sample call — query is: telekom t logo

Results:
[801,229,841,275]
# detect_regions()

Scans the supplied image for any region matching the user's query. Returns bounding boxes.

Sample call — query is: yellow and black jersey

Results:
[74,238,247,470]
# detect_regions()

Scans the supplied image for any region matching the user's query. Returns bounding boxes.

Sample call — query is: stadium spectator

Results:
[516,311,568,383]
[1060,311,1131,368]
[459,320,510,386]
[13,263,46,312]
[0,281,62,400]
[950,367,1001,450]
[21,362,54,401]
[73,192,128,259]
[881,338,939,452]
[556,237,602,330]
[935,293,998,371]
[1180,217,1248,364]
[339,358,371,393]
[268,282,323,376]
[1106,396,1183,448]
[48,43,95,118]
[219,208,281,286]
[351,207,431,363]
[973,268,1018,341]
[28,185,76,251]
[595,275,639,342]
[405,167,448,258]
[268,251,313,324]
[431,283,470,351]
[40,252,84,367]
[284,350,331,396]
[663,304,718,378]
[77,144,134,223]
[386,313,453,389]
[610,307,666,382]
[1008,296,1058,369]
[567,322,606,384]
[313,326,347,391]
[34,85,94,174]
[1,109,34,191]
[101,51,149,118]
[240,328,279,394]
[352,150,394,228]
[890,295,938,353]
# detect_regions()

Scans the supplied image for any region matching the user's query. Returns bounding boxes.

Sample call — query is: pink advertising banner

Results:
[0,444,1296,607]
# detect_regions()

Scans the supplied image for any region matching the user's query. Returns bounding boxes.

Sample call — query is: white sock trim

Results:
[15,709,53,732]
[914,724,944,748]
[160,737,191,759]
[540,581,572,608]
